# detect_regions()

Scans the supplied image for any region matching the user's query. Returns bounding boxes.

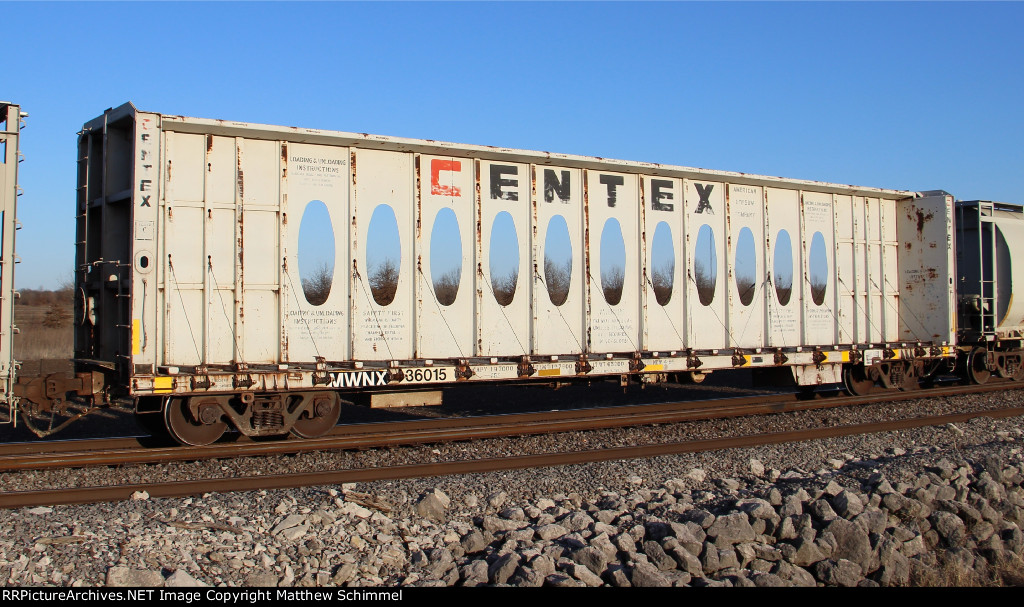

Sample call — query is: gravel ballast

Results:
[1,384,1023,587]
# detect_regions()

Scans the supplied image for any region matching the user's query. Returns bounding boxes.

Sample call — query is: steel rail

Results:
[0,392,795,470]
[1,382,1022,471]
[0,392,798,457]
[1,404,1021,509]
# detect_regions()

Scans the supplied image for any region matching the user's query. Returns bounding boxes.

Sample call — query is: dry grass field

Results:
[13,305,72,361]
[912,553,1024,587]
[12,288,74,364]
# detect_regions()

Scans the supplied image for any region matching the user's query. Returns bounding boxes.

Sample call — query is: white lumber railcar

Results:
[59,103,957,443]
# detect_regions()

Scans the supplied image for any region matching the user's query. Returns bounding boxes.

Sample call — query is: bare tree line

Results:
[810,280,827,306]
[301,257,823,309]
[18,287,73,307]
[601,265,623,306]
[692,263,828,307]
[695,259,716,306]
[17,284,74,329]
[651,260,673,306]
[544,257,571,306]
[432,268,460,306]
[775,273,793,306]
[302,259,503,308]
[304,259,681,308]
[492,268,518,306]
[368,259,399,306]
[301,262,334,306]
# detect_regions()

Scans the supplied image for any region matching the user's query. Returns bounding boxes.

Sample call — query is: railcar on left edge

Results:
[0,102,22,419]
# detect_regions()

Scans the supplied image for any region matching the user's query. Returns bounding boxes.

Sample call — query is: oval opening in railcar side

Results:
[695,224,718,306]
[367,204,401,307]
[544,215,572,307]
[430,207,462,306]
[601,218,626,306]
[298,199,335,307]
[774,229,794,306]
[735,226,756,307]
[809,231,828,306]
[651,221,675,306]
[489,211,519,306]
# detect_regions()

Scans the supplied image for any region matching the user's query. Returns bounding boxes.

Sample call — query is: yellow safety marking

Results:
[645,364,665,371]
[132,319,141,355]
[153,377,174,393]
[822,351,850,363]
[538,369,561,377]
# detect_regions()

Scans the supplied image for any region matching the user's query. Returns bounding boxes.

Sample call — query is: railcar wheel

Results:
[967,347,991,385]
[164,397,228,446]
[290,393,341,439]
[843,364,875,396]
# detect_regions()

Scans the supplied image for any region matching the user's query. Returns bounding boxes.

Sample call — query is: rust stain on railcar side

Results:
[639,179,649,329]
[414,156,423,234]
[475,159,484,354]
[350,153,358,236]
[530,165,539,307]
[414,155,423,360]
[915,208,934,237]
[280,143,288,223]
[236,144,245,323]
[474,159,483,252]
[236,148,246,202]
[280,144,288,360]
[639,177,649,329]
[582,170,594,352]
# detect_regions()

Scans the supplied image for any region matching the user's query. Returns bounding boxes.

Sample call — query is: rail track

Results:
[1,382,1023,509]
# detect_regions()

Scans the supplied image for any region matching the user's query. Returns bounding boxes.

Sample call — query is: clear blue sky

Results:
[6,1,1023,290]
